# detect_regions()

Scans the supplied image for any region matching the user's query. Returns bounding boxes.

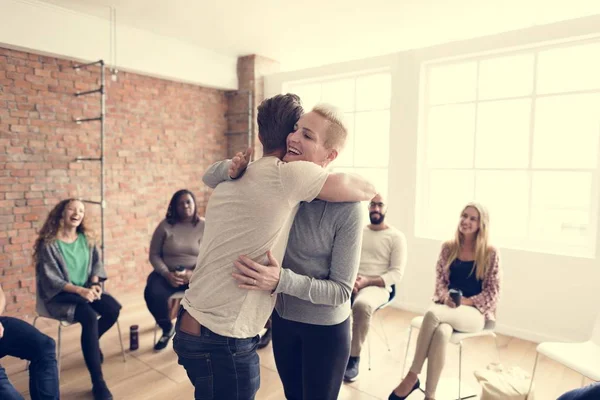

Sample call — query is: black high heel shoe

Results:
[388,379,420,400]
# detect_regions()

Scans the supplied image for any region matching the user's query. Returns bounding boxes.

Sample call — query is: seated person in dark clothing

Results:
[0,283,59,400]
[145,189,205,350]
[558,383,600,400]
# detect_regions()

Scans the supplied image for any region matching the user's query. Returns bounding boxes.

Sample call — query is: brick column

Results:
[225,55,279,159]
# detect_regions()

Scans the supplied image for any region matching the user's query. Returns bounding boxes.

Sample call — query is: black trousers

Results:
[272,311,351,400]
[144,271,188,332]
[52,292,121,385]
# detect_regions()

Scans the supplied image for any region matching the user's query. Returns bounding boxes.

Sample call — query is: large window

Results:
[284,71,391,202]
[416,39,600,257]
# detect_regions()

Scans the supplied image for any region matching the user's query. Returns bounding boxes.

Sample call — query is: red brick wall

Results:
[0,47,228,317]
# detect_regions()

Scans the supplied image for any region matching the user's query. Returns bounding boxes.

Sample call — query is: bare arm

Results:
[317,172,377,203]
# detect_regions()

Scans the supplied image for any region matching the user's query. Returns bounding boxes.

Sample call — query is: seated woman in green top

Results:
[34,199,121,400]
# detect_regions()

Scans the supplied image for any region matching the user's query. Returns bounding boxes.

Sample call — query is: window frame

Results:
[415,37,600,258]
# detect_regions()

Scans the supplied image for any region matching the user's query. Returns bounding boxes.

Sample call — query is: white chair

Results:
[29,290,126,377]
[153,290,186,346]
[366,284,396,371]
[527,312,600,398]
[402,315,499,400]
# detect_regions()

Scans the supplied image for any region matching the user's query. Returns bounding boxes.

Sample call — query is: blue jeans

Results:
[173,309,260,400]
[558,382,600,400]
[0,316,59,400]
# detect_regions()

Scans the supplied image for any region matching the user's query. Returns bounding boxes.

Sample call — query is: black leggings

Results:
[52,292,121,384]
[144,271,188,332]
[272,311,351,400]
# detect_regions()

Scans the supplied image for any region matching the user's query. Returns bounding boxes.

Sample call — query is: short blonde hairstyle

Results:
[311,103,348,151]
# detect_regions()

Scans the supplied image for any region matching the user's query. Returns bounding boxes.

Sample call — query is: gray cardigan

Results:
[36,240,107,322]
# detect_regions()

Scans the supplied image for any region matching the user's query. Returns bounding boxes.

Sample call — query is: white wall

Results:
[266,15,600,343]
[0,0,238,90]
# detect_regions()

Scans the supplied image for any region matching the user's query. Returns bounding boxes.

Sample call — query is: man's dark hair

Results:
[257,93,303,153]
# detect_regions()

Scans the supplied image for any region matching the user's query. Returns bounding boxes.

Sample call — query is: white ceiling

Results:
[39,0,600,71]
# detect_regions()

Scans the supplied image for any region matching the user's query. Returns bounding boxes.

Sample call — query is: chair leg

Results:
[526,352,539,400]
[401,326,413,377]
[116,319,126,362]
[458,341,462,400]
[493,334,501,363]
[377,313,391,351]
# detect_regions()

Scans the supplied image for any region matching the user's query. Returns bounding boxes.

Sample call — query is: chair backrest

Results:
[35,285,52,318]
[388,284,396,303]
[376,284,396,311]
[591,311,600,345]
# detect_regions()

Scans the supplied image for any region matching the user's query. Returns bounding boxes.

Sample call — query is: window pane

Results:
[355,73,391,111]
[426,104,475,168]
[479,54,534,99]
[530,172,592,246]
[475,99,530,168]
[287,82,321,111]
[537,42,600,94]
[428,62,477,105]
[333,113,355,168]
[322,78,355,112]
[532,93,600,169]
[354,111,390,167]
[427,170,474,238]
[475,171,529,239]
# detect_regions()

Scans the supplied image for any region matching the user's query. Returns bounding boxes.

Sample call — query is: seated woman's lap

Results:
[427,303,485,333]
[51,292,121,324]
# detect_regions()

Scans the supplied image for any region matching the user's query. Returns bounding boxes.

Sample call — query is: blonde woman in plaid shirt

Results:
[390,202,501,400]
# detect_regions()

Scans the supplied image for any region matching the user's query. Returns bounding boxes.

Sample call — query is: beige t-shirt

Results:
[183,157,329,338]
[358,226,407,288]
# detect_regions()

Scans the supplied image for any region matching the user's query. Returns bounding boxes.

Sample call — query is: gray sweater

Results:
[275,200,364,325]
[36,240,107,322]
[204,160,365,326]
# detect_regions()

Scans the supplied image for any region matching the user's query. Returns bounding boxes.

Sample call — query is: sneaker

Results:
[344,356,360,382]
[154,326,175,351]
[257,328,272,349]
[92,380,113,400]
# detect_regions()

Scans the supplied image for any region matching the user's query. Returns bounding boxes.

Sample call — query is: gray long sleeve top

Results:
[274,200,364,325]
[203,160,365,326]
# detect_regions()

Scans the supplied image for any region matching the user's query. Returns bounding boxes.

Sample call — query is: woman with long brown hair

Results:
[389,202,501,400]
[34,199,120,400]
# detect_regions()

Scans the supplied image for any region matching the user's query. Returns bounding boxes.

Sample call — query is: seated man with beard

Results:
[344,193,407,382]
